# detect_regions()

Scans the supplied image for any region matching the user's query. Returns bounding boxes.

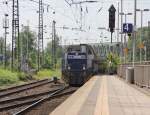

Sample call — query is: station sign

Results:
[123,23,133,33]
[123,48,129,55]
[138,43,144,49]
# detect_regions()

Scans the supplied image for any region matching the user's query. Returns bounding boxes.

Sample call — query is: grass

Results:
[0,68,61,89]
[0,69,23,88]
[35,69,61,80]
[0,69,33,88]
[0,69,19,85]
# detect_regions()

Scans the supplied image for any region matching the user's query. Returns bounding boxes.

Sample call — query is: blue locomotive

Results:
[62,44,100,86]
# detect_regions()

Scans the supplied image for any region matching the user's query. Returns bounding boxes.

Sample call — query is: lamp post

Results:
[117,1,120,43]
[132,0,137,67]
[119,12,132,63]
[136,9,150,63]
[119,12,132,45]
[120,0,123,62]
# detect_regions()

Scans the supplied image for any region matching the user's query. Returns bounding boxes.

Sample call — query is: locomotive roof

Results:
[66,44,91,51]
[67,44,90,48]
[66,44,96,55]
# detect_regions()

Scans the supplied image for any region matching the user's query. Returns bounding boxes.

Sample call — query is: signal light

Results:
[108,5,116,33]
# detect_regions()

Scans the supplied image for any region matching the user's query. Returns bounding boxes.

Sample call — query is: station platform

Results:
[50,75,150,115]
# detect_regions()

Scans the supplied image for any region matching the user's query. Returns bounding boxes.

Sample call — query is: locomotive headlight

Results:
[68,66,71,70]
[83,66,86,70]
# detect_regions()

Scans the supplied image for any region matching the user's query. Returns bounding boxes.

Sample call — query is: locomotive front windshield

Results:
[67,45,87,71]
[67,46,82,53]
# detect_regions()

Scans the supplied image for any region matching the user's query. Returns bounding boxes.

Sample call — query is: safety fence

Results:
[117,62,150,88]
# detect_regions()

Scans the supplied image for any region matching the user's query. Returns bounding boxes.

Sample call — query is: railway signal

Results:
[109,5,116,33]
[108,5,116,43]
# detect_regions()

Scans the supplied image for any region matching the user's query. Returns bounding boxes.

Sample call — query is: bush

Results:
[106,53,120,74]
[0,69,19,85]
[17,72,34,81]
[36,69,61,79]
[0,69,35,86]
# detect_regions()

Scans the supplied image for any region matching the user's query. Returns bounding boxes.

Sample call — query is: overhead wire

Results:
[63,0,81,27]
[1,0,78,25]
[1,0,80,36]
[26,0,77,24]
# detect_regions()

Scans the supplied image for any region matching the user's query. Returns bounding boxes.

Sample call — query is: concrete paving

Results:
[50,75,150,115]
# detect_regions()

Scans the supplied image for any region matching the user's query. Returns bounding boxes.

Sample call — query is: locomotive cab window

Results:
[67,46,81,53]
[88,49,92,54]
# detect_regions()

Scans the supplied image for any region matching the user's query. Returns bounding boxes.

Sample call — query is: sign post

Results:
[123,23,133,62]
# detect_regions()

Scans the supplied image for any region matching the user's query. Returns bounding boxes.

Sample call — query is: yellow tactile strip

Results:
[94,76,109,115]
[77,76,102,115]
[50,76,100,115]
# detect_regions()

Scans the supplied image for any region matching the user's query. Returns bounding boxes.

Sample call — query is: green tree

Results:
[106,53,120,74]
[20,26,37,69]
[44,35,62,69]
[127,27,150,61]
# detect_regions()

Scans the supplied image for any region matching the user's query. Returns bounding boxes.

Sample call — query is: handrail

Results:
[120,61,150,65]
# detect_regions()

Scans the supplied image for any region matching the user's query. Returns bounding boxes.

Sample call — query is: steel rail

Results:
[0,79,48,92]
[0,88,60,104]
[13,85,71,115]
[0,79,54,98]
[0,90,76,112]
[0,86,72,112]
[0,99,39,111]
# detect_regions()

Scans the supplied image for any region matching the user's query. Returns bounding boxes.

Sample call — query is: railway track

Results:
[0,85,77,115]
[0,88,62,111]
[13,86,76,115]
[0,79,48,92]
[0,77,77,115]
[0,79,54,98]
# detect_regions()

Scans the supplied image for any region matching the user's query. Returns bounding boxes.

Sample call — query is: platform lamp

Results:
[136,9,150,63]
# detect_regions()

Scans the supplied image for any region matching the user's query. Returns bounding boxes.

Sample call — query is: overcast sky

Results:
[0,0,150,46]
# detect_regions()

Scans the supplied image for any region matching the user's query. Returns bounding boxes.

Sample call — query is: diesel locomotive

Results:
[62,44,100,86]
